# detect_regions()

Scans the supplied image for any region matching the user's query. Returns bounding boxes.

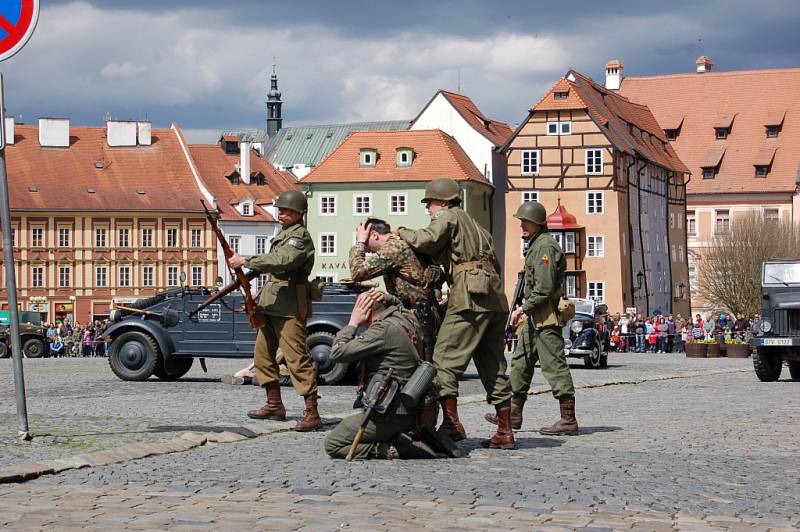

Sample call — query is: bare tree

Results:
[697,212,800,316]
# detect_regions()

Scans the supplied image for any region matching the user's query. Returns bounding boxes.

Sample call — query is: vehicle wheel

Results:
[108,331,159,381]
[789,361,800,380]
[23,338,45,358]
[0,342,8,358]
[753,347,782,382]
[307,331,347,385]
[153,356,194,381]
[583,343,603,369]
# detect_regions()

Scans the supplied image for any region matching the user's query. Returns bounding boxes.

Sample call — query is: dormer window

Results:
[715,128,729,140]
[702,167,717,179]
[396,147,414,167]
[254,173,266,186]
[224,141,239,154]
[554,90,569,100]
[242,203,252,216]
[665,129,678,141]
[360,148,378,167]
[766,125,780,138]
[755,165,770,178]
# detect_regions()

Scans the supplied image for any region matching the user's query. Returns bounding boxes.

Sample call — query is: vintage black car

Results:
[562,298,609,369]
[749,259,800,381]
[104,282,366,384]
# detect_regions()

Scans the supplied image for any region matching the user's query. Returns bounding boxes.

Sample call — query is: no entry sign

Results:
[0,0,39,62]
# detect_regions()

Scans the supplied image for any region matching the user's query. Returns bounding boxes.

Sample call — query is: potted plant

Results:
[725,338,751,358]
[705,338,722,358]
[685,340,707,358]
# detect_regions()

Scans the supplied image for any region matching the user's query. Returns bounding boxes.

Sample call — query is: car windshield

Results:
[572,298,594,315]
[763,262,800,285]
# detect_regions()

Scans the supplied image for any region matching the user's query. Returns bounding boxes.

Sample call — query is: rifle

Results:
[505,270,525,337]
[346,368,394,462]
[187,269,260,320]
[201,200,266,329]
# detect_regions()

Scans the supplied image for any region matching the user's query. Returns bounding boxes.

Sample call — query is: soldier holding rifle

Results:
[227,190,321,432]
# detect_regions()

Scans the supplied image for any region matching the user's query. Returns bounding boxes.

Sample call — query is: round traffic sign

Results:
[0,0,39,62]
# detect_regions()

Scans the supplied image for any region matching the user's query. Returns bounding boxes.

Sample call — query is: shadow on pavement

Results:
[577,425,623,435]
[458,436,565,455]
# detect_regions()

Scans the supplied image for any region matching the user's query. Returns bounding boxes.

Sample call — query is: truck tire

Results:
[153,356,194,381]
[108,331,159,381]
[307,331,347,385]
[23,338,45,358]
[753,347,782,382]
[0,342,8,358]
[789,361,800,380]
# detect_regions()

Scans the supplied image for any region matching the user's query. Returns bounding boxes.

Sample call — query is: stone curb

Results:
[0,366,750,485]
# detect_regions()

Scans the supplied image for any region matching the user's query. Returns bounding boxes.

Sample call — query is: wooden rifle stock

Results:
[346,368,394,462]
[202,200,266,329]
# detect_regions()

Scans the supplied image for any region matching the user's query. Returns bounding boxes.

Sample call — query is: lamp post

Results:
[636,271,644,291]
[678,282,686,300]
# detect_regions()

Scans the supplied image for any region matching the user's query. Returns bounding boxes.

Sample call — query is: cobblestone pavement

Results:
[3,354,800,530]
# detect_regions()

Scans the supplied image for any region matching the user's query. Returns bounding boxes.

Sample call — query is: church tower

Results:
[266,64,283,138]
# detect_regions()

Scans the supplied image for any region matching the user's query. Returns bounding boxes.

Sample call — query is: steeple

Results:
[266,62,283,138]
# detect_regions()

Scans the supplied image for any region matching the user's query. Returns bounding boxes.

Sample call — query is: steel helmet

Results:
[421,177,462,203]
[514,201,547,225]
[274,190,307,213]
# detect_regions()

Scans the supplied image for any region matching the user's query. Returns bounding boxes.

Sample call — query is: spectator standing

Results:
[635,314,645,353]
[666,315,675,353]
[645,319,657,353]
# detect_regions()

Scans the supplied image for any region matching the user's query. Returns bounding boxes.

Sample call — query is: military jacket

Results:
[348,236,430,305]
[330,305,420,415]
[521,231,566,328]
[398,207,508,314]
[244,222,315,319]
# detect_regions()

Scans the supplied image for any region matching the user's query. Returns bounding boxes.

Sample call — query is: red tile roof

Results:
[300,129,489,185]
[527,70,689,175]
[413,90,513,147]
[619,67,800,194]
[5,123,207,212]
[188,145,298,222]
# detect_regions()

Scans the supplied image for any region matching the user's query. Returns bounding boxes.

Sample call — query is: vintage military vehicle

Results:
[104,281,366,384]
[0,311,47,359]
[750,259,800,381]
[562,298,609,369]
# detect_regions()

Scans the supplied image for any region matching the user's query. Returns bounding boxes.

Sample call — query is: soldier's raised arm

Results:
[521,244,560,312]
[397,214,451,256]
[330,320,390,364]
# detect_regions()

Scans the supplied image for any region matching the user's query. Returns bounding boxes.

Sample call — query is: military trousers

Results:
[255,315,317,397]
[432,309,512,405]
[324,411,416,460]
[510,320,574,399]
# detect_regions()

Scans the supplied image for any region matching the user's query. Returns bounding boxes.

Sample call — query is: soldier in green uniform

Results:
[397,177,515,450]
[487,201,578,435]
[227,189,321,432]
[324,290,451,459]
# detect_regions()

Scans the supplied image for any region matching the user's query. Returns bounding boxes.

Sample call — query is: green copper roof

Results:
[221,129,268,143]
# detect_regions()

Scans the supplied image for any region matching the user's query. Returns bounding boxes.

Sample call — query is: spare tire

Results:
[307,330,347,384]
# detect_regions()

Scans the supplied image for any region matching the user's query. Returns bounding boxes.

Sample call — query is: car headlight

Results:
[571,321,584,334]
[760,320,772,333]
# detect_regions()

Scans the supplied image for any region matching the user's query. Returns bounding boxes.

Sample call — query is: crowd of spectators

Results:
[44,320,110,357]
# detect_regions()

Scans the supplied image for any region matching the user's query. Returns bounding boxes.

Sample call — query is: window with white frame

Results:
[320,195,336,216]
[764,208,780,225]
[58,266,70,288]
[31,266,43,288]
[564,232,576,253]
[319,233,336,256]
[547,121,572,135]
[141,228,154,248]
[354,194,372,215]
[552,233,563,248]
[256,236,268,255]
[671,245,677,261]
[119,266,131,287]
[142,266,154,287]
[255,274,267,291]
[521,190,539,204]
[521,150,540,175]
[166,227,179,248]
[95,266,108,288]
[678,245,684,262]
[118,228,130,248]
[585,149,603,174]
[242,202,252,216]
[31,227,44,248]
[317,273,337,284]
[566,275,577,298]
[58,227,70,248]
[389,193,407,215]
[360,149,377,167]
[714,209,730,234]
[95,228,107,248]
[190,228,202,248]
[686,210,696,235]
[588,281,605,303]
[587,235,604,257]
[191,266,203,286]
[586,191,604,214]
[167,266,179,287]
[229,236,240,254]
[396,148,413,167]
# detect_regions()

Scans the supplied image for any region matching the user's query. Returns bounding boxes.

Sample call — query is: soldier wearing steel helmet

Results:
[486,200,578,436]
[227,189,321,432]
[396,177,516,450]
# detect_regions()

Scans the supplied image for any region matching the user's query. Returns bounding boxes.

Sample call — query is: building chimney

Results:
[4,117,14,145]
[137,121,151,145]
[240,140,251,184]
[696,56,713,73]
[605,59,624,90]
[107,120,137,147]
[38,118,70,147]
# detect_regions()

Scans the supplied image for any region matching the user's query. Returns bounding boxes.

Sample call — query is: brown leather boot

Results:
[247,382,286,420]
[481,404,516,449]
[484,394,526,430]
[436,397,466,442]
[538,396,579,436]
[294,394,322,432]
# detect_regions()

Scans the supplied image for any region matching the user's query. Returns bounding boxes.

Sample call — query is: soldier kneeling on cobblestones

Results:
[324,290,458,460]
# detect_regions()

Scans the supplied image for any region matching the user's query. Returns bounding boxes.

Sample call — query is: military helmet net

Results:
[514,201,547,225]
[274,190,308,213]
[421,177,462,203]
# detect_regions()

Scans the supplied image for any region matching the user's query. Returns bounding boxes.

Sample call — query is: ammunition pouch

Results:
[363,372,400,414]
[452,260,495,296]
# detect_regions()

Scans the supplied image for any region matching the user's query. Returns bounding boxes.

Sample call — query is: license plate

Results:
[762,338,792,346]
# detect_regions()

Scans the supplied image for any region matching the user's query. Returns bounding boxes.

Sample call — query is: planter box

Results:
[685,343,707,358]
[706,343,721,358]
[726,344,750,358]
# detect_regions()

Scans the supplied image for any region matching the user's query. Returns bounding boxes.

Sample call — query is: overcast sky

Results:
[2,0,798,143]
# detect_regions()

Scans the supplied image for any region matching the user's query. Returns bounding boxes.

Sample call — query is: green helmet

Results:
[514,201,547,225]
[421,177,461,203]
[274,190,307,213]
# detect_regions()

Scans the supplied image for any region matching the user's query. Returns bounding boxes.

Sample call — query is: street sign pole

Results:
[0,72,30,439]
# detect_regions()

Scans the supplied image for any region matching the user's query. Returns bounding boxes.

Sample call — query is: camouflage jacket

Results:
[348,236,430,305]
